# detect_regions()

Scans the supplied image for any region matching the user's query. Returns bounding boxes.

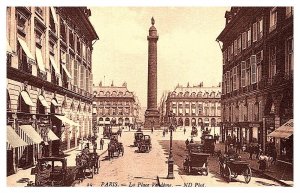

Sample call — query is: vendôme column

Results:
[144,17,160,129]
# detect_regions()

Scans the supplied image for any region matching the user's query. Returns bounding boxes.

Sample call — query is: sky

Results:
[89,7,229,107]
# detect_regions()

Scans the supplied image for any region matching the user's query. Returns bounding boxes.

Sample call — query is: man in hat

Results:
[227,144,238,159]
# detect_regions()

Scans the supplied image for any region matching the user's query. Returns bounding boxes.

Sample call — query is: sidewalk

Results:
[6,138,109,187]
[215,143,293,186]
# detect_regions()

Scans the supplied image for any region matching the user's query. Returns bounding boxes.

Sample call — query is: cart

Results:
[219,157,252,183]
[183,152,210,175]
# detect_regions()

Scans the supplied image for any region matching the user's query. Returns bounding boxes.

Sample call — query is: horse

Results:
[108,142,117,160]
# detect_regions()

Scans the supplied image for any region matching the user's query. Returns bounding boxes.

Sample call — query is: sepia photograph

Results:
[3,1,295,189]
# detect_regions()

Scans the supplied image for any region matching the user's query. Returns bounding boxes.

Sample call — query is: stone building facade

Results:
[93,82,139,127]
[164,83,222,130]
[217,7,293,160]
[6,7,98,175]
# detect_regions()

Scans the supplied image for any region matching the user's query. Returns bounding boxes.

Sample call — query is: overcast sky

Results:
[90,7,229,107]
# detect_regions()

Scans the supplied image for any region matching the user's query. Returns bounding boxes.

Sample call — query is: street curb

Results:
[251,167,292,187]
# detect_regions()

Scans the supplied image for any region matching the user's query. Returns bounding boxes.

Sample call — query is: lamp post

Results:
[167,111,175,179]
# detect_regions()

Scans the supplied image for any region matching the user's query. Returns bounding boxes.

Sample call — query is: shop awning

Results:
[47,129,59,141]
[38,95,49,108]
[7,40,13,54]
[19,125,43,145]
[61,64,72,79]
[51,99,60,107]
[21,91,34,106]
[7,125,27,150]
[55,115,79,126]
[18,37,35,61]
[268,119,293,139]
[50,56,60,75]
[50,7,58,24]
[35,48,46,72]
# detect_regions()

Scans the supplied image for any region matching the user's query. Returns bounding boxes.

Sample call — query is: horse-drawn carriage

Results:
[103,125,112,138]
[191,126,198,137]
[30,157,78,186]
[219,155,252,183]
[134,131,144,147]
[75,150,100,180]
[107,135,124,160]
[137,135,152,153]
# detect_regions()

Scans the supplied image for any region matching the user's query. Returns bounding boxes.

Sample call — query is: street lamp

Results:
[167,111,175,179]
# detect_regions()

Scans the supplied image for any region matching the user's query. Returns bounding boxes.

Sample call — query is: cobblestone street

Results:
[75,127,282,187]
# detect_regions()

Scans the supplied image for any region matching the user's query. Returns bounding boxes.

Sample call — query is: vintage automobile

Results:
[219,155,252,183]
[76,150,100,180]
[183,152,210,175]
[186,142,203,154]
[201,134,215,154]
[138,135,152,153]
[31,157,78,187]
[133,131,144,147]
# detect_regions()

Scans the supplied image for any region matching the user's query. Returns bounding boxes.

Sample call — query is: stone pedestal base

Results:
[144,109,160,129]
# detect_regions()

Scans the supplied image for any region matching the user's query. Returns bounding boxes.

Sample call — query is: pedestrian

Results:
[214,134,217,144]
[249,144,254,160]
[185,138,189,147]
[183,127,186,135]
[256,144,262,159]
[190,138,194,143]
[93,141,97,153]
[100,138,104,150]
[236,139,242,154]
[271,146,277,164]
[151,127,154,133]
[163,129,165,137]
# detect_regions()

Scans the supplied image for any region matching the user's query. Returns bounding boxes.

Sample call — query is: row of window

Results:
[223,36,293,94]
[36,7,92,63]
[12,7,93,95]
[223,102,262,123]
[172,107,221,116]
[95,101,131,106]
[96,107,131,116]
[223,7,293,65]
[170,91,221,98]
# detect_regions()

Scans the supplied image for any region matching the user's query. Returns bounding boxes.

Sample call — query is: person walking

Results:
[183,127,186,135]
[271,145,277,164]
[100,138,104,150]
[256,144,263,159]
[185,138,189,147]
[249,144,254,160]
[163,129,165,137]
[236,139,242,154]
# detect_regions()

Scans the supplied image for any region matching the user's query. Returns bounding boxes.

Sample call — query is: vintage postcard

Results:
[5,5,294,188]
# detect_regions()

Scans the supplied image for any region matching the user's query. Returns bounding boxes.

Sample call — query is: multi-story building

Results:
[164,83,222,131]
[93,82,138,127]
[6,7,98,175]
[217,7,293,161]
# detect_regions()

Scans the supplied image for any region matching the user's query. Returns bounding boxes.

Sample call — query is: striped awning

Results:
[35,48,46,73]
[50,56,60,76]
[48,129,59,141]
[51,99,60,107]
[21,91,34,106]
[19,125,43,145]
[61,64,72,79]
[18,37,35,61]
[268,119,293,139]
[7,125,27,150]
[38,95,49,108]
[55,115,79,126]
